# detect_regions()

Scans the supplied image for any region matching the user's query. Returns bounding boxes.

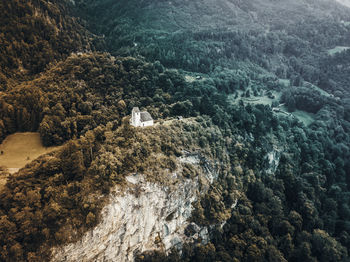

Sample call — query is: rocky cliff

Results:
[51,153,218,262]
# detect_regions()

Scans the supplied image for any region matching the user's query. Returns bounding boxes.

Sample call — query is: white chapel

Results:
[130,107,154,127]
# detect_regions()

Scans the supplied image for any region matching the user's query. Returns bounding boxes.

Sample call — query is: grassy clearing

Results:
[184,74,206,83]
[336,0,350,8]
[327,46,350,55]
[0,132,59,174]
[293,110,315,126]
[279,79,290,87]
[304,82,331,97]
[228,90,315,126]
[228,90,281,106]
[279,105,315,126]
[184,75,197,83]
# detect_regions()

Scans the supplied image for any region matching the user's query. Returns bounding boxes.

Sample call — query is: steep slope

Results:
[76,0,350,95]
[70,1,350,261]
[1,0,350,261]
[0,0,101,87]
[52,156,218,262]
[0,51,233,260]
[76,0,350,57]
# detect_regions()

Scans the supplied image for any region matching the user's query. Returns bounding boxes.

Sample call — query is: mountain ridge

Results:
[0,0,350,261]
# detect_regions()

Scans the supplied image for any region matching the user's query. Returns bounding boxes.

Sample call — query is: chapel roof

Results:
[140,111,153,122]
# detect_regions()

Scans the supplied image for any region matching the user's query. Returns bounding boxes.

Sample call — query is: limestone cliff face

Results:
[51,154,215,262]
[266,147,282,175]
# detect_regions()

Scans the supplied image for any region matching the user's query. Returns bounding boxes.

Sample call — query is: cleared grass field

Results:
[336,0,350,8]
[328,46,350,55]
[278,105,315,126]
[229,90,282,106]
[278,79,290,87]
[0,132,59,190]
[229,91,315,126]
[293,110,315,126]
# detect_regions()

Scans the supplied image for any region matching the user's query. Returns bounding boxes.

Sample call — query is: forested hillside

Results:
[76,0,350,96]
[0,0,101,86]
[0,0,350,261]
[75,0,350,261]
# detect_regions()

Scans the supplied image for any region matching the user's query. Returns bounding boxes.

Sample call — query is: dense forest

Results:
[0,0,105,86]
[0,0,350,261]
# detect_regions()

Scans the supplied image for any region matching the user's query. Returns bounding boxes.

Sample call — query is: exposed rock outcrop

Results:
[51,153,219,262]
[265,146,282,175]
